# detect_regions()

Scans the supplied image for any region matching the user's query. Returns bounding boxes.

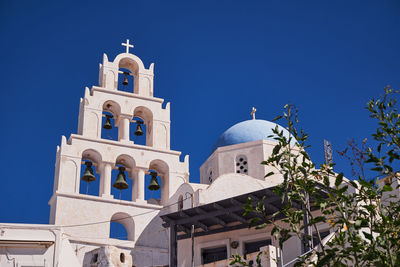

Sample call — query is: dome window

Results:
[236,155,248,174]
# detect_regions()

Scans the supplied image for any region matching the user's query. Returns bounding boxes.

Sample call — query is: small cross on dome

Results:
[121,39,134,54]
[251,107,257,120]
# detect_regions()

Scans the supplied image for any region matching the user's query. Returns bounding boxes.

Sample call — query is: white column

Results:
[137,169,145,201]
[119,116,131,143]
[101,163,112,198]
[131,171,137,201]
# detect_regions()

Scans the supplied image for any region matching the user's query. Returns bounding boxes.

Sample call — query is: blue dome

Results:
[212,119,290,152]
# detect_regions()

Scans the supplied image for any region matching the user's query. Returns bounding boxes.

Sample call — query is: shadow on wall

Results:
[135,211,168,249]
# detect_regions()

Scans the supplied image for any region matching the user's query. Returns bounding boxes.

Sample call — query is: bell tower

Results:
[48,40,189,256]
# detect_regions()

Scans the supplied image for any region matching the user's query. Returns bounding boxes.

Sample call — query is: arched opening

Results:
[110,155,136,201]
[236,155,248,174]
[111,166,132,201]
[145,169,161,203]
[110,212,135,241]
[101,101,121,141]
[118,58,139,93]
[133,106,153,147]
[130,116,146,145]
[118,68,134,93]
[79,149,102,196]
[148,159,169,205]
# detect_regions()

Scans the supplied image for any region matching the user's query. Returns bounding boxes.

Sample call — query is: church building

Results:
[0,41,335,267]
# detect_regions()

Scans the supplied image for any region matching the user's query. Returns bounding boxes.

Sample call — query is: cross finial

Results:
[121,39,134,54]
[251,107,257,120]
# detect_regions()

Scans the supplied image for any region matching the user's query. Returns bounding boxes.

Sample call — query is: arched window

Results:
[109,212,135,241]
[178,195,184,211]
[236,155,248,174]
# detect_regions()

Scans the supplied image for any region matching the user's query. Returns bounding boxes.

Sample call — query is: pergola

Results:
[161,187,304,266]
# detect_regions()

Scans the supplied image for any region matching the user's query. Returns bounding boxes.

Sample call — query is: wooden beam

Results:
[177,225,191,235]
[173,197,279,225]
[196,207,227,227]
[179,211,208,231]
[228,212,248,225]
[170,224,177,267]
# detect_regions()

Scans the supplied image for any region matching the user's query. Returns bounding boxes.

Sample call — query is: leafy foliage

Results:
[230,87,400,266]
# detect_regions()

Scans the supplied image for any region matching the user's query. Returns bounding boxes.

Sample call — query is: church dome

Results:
[212,119,290,152]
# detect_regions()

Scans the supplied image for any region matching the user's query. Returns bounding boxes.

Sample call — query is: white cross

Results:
[251,107,257,120]
[121,39,134,53]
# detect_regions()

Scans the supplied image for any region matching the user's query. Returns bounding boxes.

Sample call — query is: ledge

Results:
[69,134,182,156]
[92,86,164,104]
[50,191,163,210]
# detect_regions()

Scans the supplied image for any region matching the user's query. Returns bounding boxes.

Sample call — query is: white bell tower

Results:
[48,40,189,258]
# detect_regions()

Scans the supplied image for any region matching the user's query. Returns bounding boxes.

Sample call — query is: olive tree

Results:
[230,87,400,267]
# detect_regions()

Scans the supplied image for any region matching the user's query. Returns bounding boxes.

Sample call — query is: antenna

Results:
[324,139,333,165]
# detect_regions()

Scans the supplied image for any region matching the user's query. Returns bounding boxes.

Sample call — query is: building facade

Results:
[1,41,346,267]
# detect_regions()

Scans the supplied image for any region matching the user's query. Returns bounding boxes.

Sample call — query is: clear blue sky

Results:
[1,0,399,224]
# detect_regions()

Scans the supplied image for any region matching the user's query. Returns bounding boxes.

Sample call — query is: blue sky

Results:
[0,0,399,224]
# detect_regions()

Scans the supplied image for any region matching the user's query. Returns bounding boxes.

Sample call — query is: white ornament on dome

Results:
[121,39,134,53]
[251,107,256,120]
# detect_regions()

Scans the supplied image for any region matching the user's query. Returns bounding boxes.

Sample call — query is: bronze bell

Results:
[113,167,129,190]
[122,72,129,86]
[148,172,160,191]
[103,114,113,130]
[134,122,144,136]
[82,162,96,182]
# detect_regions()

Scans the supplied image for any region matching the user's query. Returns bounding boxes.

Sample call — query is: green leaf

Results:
[335,173,344,187]
[272,115,283,122]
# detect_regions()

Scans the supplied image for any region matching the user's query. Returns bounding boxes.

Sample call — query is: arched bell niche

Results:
[130,116,146,145]
[79,149,102,196]
[101,101,121,141]
[118,57,139,93]
[118,68,134,93]
[146,159,169,205]
[109,212,135,241]
[133,106,153,147]
[110,154,135,201]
